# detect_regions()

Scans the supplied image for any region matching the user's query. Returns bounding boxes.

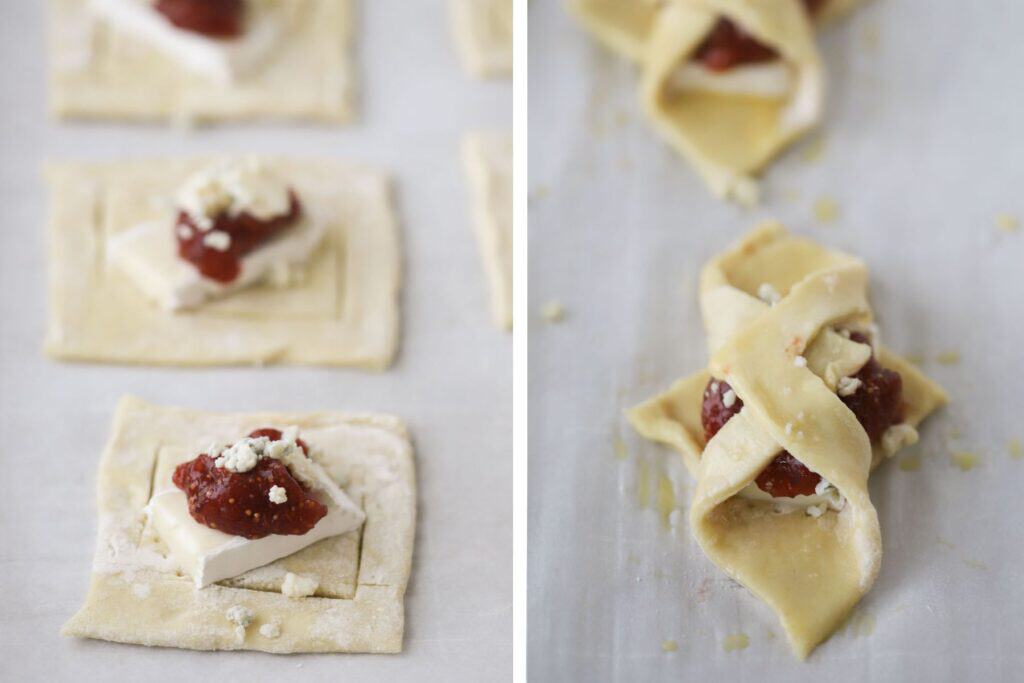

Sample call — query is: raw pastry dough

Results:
[570,0,865,203]
[45,158,401,368]
[450,0,512,78]
[463,131,512,329]
[628,223,948,658]
[49,0,354,124]
[62,395,416,654]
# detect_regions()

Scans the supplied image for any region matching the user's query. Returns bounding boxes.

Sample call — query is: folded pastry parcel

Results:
[628,223,948,658]
[570,0,865,203]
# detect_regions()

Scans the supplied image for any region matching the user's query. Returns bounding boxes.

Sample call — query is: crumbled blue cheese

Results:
[259,620,282,639]
[202,230,232,252]
[757,283,782,305]
[177,159,292,231]
[226,605,255,628]
[794,355,808,368]
[268,485,288,505]
[213,428,302,473]
[281,572,319,598]
[837,376,862,397]
[722,388,737,408]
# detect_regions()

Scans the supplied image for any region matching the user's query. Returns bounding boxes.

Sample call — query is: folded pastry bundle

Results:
[629,224,948,658]
[571,0,865,203]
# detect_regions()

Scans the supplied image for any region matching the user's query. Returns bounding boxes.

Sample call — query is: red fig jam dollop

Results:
[176,191,302,284]
[692,0,825,72]
[172,428,326,539]
[154,0,246,39]
[700,331,904,498]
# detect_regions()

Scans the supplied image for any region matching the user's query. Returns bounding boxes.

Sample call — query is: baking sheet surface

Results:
[0,2,510,681]
[528,0,1024,680]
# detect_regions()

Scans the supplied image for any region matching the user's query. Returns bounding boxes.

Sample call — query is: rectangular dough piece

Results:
[45,157,401,368]
[62,395,416,654]
[49,0,354,124]
[462,131,512,329]
[450,0,512,78]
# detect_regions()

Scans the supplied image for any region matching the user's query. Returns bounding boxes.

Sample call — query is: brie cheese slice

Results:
[669,62,794,99]
[108,214,327,311]
[147,454,365,589]
[90,0,286,83]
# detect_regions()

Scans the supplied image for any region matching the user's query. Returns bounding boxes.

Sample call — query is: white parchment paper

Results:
[529,0,1024,680]
[0,2,510,681]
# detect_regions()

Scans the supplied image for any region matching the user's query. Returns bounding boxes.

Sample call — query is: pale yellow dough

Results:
[570,0,865,202]
[451,0,512,78]
[45,157,401,368]
[463,131,512,329]
[61,395,416,654]
[628,223,948,659]
[49,0,354,124]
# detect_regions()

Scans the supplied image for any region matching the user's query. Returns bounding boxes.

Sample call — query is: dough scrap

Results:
[45,157,401,368]
[628,223,948,658]
[49,0,354,124]
[450,0,512,78]
[62,395,417,654]
[463,131,512,329]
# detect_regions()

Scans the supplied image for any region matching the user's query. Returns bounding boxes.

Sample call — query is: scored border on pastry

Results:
[462,131,512,329]
[450,0,512,78]
[49,0,354,124]
[62,395,416,654]
[628,223,948,659]
[44,157,401,368]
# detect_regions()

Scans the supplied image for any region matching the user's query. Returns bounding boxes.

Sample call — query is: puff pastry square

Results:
[49,0,354,124]
[463,131,512,329]
[450,0,512,78]
[62,395,416,654]
[628,223,948,658]
[44,158,401,368]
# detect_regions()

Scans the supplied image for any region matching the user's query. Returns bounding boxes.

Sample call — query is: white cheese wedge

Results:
[147,455,364,589]
[736,477,845,515]
[90,0,286,83]
[107,214,326,311]
[670,61,794,99]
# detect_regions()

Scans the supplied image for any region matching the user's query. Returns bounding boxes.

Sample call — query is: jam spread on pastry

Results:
[154,0,246,38]
[173,428,327,539]
[176,189,302,283]
[693,0,825,71]
[701,328,906,499]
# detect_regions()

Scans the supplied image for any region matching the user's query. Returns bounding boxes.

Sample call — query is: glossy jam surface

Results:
[154,0,246,38]
[176,192,301,284]
[172,428,327,539]
[692,0,825,72]
[700,330,904,498]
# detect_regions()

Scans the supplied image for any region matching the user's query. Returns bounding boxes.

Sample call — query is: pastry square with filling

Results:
[49,0,354,124]
[462,131,512,329]
[62,395,416,654]
[450,0,512,78]
[45,157,401,368]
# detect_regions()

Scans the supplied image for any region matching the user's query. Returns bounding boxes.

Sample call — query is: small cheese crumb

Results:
[995,213,1020,233]
[757,283,782,305]
[202,230,232,252]
[226,605,255,628]
[951,451,979,471]
[215,430,303,473]
[722,389,737,408]
[259,621,282,639]
[539,300,566,323]
[837,376,862,397]
[806,504,826,518]
[709,381,719,395]
[282,572,319,598]
[268,485,288,504]
[936,351,961,365]
[176,225,193,240]
[793,355,808,368]
[661,639,679,653]
[882,423,919,456]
